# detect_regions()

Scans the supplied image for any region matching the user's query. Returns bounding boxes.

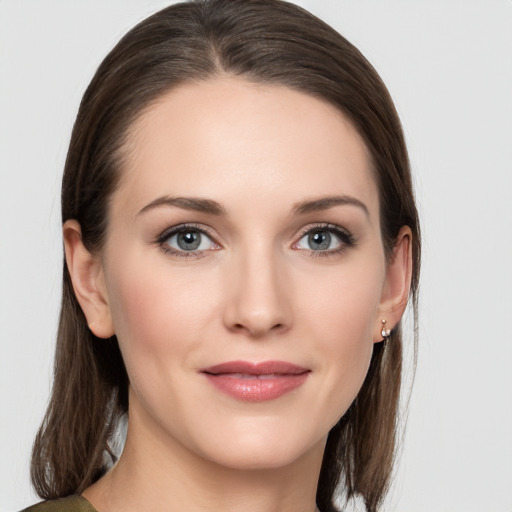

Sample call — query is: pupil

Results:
[177,231,201,250]
[309,231,331,250]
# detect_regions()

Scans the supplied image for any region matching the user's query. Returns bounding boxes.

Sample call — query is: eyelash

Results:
[155,222,356,259]
[294,223,356,258]
[155,223,218,259]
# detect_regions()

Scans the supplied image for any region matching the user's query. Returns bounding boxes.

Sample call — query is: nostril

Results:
[230,321,286,338]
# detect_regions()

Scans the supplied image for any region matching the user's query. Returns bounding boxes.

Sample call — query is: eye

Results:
[293,224,355,255]
[296,230,341,251]
[158,225,219,257]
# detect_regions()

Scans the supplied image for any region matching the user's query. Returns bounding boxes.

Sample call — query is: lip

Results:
[200,360,310,402]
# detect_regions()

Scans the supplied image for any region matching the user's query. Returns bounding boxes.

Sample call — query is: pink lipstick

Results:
[200,361,310,402]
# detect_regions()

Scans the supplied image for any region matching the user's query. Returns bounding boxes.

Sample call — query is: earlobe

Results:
[374,226,413,342]
[63,220,115,339]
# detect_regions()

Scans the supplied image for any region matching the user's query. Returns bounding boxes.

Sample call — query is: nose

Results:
[222,246,292,339]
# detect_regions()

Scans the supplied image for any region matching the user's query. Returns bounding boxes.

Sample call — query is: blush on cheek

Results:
[108,263,214,355]
[307,274,379,404]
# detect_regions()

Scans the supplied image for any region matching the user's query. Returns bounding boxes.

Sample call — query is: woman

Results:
[24,1,420,511]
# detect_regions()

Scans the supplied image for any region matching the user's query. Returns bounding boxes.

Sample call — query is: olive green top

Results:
[21,496,98,512]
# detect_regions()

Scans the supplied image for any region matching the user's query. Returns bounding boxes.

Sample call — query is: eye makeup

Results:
[155,223,220,259]
[293,222,357,258]
[153,221,357,260]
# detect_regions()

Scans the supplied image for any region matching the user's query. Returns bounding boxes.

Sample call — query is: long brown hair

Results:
[31,2,421,511]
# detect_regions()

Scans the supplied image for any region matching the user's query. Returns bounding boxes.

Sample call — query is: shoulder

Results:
[20,496,98,512]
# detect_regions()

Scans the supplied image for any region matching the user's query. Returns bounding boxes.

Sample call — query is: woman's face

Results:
[91,77,396,470]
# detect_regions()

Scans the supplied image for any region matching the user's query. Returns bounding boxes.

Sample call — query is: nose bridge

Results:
[223,236,291,338]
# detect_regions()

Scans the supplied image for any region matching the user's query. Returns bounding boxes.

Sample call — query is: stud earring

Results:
[381,319,391,340]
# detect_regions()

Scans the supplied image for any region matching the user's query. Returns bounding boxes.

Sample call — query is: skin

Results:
[64,77,412,512]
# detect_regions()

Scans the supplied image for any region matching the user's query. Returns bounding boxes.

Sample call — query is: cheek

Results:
[298,258,384,415]
[301,256,383,342]
[105,256,220,372]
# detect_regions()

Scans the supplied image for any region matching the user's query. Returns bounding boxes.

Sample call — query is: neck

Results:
[83,411,325,512]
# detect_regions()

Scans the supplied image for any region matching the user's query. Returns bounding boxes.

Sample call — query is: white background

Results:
[1,1,511,511]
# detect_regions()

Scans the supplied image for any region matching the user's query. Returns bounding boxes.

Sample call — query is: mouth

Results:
[200,361,310,402]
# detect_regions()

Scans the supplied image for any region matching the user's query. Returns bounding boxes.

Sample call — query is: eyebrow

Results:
[138,196,226,216]
[137,194,369,218]
[292,195,369,217]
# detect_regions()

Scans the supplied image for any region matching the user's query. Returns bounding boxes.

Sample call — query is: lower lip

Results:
[203,373,309,402]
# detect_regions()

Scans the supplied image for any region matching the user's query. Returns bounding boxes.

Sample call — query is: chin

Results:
[194,426,327,472]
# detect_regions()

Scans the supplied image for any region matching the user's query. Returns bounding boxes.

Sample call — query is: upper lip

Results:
[200,360,310,376]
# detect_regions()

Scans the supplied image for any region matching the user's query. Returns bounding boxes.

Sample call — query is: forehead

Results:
[114,77,378,219]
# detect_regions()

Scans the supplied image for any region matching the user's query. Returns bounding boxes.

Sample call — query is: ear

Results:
[374,226,413,342]
[63,220,115,339]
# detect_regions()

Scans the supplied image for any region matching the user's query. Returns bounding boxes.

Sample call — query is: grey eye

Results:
[309,231,331,250]
[165,230,214,252]
[296,230,342,251]
[177,231,201,250]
